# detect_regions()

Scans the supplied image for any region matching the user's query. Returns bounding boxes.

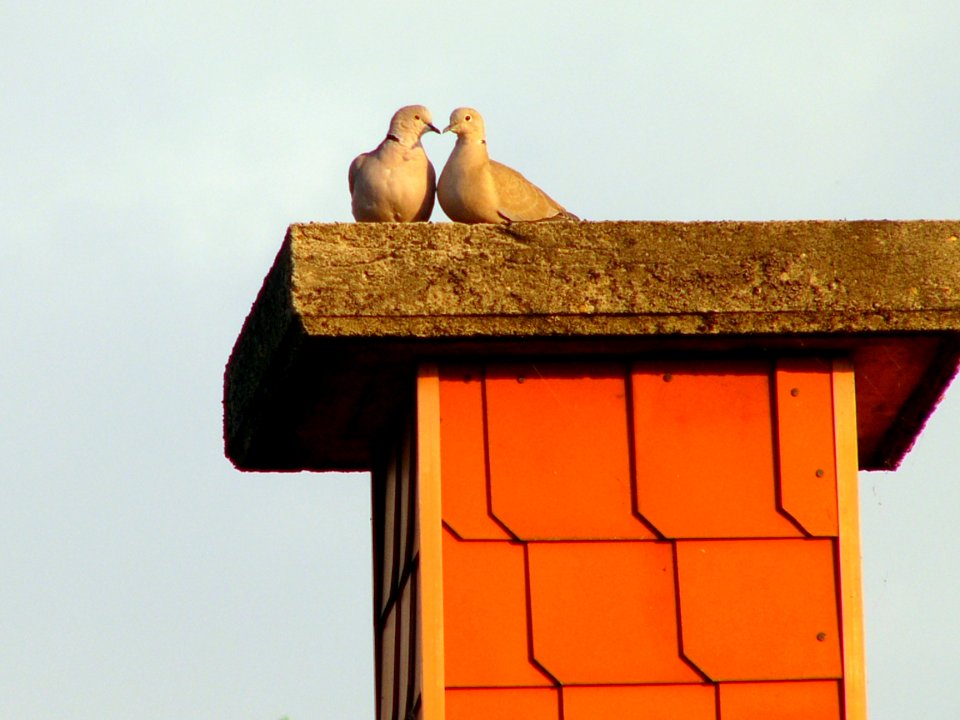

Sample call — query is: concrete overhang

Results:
[224,221,960,472]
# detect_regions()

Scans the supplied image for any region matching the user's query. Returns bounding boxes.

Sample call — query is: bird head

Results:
[388,105,440,145]
[442,107,485,142]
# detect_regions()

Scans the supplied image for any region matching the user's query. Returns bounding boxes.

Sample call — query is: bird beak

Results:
[442,122,455,134]
[427,122,440,134]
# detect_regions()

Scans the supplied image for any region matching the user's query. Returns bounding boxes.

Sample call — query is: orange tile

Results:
[442,529,553,687]
[563,684,716,720]
[719,680,842,720]
[445,688,559,720]
[632,361,802,538]
[485,363,654,540]
[775,358,839,537]
[676,539,842,681]
[527,541,701,684]
[439,366,511,540]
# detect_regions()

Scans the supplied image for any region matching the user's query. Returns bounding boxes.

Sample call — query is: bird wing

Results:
[489,160,573,222]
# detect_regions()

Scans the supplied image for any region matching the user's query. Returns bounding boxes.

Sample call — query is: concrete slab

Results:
[224,221,960,472]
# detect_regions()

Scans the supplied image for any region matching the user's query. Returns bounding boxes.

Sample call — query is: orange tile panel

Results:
[485,363,654,540]
[676,539,842,681]
[527,541,701,684]
[442,529,553,687]
[439,366,512,540]
[445,688,559,720]
[563,684,716,720]
[719,680,842,720]
[632,361,802,539]
[775,358,839,537]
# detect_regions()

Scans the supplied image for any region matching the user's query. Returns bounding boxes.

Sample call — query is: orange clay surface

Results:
[445,687,559,720]
[485,363,654,540]
[438,366,511,540]
[632,361,803,539]
[419,360,860,720]
[563,684,716,720]
[775,358,840,536]
[441,528,552,687]
[676,538,843,681]
[526,541,701,684]
[719,680,842,720]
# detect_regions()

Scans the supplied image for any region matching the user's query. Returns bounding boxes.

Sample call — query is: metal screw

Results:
[816,632,827,642]
[517,376,525,384]
[815,468,825,478]
[663,373,673,382]
[790,387,800,397]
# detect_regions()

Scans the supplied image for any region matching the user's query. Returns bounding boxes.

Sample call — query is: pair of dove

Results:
[349,105,579,224]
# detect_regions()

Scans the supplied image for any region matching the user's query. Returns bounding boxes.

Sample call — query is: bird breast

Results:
[352,144,432,222]
[438,144,500,223]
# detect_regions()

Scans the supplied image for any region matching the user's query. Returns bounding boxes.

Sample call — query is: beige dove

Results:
[437,107,578,224]
[349,105,440,222]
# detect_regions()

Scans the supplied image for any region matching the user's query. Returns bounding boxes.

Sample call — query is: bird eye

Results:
[465,115,472,121]
[414,114,421,120]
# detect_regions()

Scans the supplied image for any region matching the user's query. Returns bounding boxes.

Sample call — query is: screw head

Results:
[517,376,525,384]
[816,632,827,642]
[663,373,673,382]
[790,387,800,397]
[815,468,825,478]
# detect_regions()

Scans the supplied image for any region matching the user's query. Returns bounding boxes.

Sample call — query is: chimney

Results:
[225,221,960,720]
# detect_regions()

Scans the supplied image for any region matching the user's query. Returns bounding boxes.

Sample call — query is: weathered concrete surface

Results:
[224,221,960,472]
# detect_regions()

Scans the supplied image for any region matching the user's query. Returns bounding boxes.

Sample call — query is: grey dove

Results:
[437,107,578,224]
[349,105,440,222]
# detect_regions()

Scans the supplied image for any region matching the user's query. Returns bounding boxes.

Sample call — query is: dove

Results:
[437,107,578,224]
[349,105,440,222]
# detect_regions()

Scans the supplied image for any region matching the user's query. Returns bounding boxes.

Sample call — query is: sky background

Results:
[2,2,958,718]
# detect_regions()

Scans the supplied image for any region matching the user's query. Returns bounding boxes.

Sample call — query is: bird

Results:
[437,107,579,224]
[349,105,440,222]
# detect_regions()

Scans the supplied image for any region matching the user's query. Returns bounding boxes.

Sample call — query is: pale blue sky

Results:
[1,2,958,718]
